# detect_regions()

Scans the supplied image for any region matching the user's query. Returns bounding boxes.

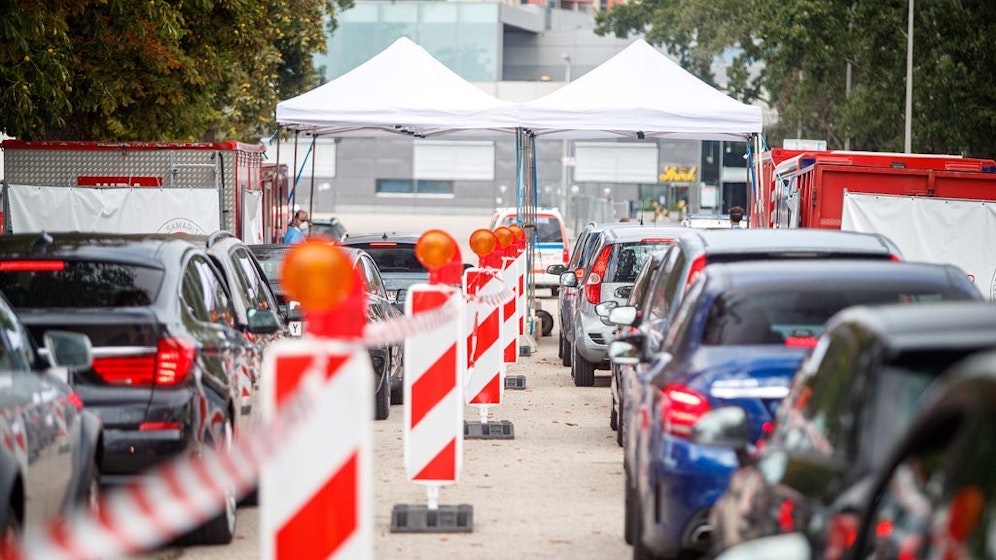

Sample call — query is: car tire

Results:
[188,419,237,545]
[573,347,595,387]
[375,376,390,421]
[616,408,624,448]
[390,381,404,405]
[558,331,564,360]
[82,456,101,514]
[610,396,619,431]
[632,494,653,560]
[1,504,20,556]
[561,336,572,367]
[624,469,636,545]
[538,310,554,337]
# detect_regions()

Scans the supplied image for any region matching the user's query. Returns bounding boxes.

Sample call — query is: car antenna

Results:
[31,231,54,252]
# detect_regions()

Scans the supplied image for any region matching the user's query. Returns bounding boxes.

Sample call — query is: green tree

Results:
[595,0,996,157]
[0,0,351,142]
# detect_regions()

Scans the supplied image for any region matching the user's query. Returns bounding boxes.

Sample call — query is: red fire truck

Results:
[1,140,286,243]
[752,148,996,299]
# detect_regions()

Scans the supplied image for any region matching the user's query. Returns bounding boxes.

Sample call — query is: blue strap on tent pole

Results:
[287,137,316,205]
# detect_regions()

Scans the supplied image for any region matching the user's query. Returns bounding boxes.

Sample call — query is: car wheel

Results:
[561,335,572,367]
[558,331,564,360]
[573,346,595,387]
[188,419,237,545]
[616,407,624,448]
[632,494,653,560]
[610,395,619,431]
[390,380,404,405]
[375,375,390,420]
[538,310,554,337]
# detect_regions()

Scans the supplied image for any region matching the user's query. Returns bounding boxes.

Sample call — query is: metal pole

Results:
[904,0,914,153]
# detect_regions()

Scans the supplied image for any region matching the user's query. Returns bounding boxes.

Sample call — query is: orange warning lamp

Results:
[508,224,526,252]
[281,239,365,337]
[493,226,514,250]
[469,229,498,257]
[416,229,463,284]
[282,240,354,312]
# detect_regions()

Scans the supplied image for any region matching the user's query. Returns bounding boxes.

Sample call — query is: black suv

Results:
[342,233,427,312]
[0,232,282,544]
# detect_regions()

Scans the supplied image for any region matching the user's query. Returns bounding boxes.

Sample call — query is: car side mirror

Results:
[247,308,281,335]
[547,264,566,276]
[594,301,618,319]
[692,406,750,452]
[608,305,638,326]
[608,340,641,366]
[396,288,408,307]
[286,303,303,323]
[44,330,94,369]
[559,271,577,288]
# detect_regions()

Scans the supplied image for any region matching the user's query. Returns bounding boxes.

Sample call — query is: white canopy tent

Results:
[516,39,763,141]
[276,37,518,138]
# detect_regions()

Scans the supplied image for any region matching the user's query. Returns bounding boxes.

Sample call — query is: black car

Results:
[0,232,282,544]
[342,232,427,312]
[715,349,996,560]
[703,300,996,558]
[248,243,405,419]
[0,293,101,539]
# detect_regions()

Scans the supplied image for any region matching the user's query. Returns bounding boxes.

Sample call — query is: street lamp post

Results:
[905,0,914,153]
[561,53,573,221]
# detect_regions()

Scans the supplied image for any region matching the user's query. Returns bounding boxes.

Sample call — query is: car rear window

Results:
[701,288,961,346]
[353,245,426,273]
[609,241,674,283]
[0,261,164,308]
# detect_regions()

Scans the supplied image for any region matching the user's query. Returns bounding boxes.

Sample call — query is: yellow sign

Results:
[659,165,697,183]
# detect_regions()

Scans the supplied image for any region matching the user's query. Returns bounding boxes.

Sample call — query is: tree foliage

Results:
[595,0,996,157]
[0,0,352,141]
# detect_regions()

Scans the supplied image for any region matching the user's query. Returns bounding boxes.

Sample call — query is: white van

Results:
[490,207,569,296]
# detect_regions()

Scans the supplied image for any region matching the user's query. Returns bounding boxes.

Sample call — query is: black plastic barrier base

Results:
[519,344,532,357]
[464,420,515,440]
[390,504,474,533]
[505,375,527,390]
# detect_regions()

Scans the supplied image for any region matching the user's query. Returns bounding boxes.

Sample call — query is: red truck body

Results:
[755,148,996,229]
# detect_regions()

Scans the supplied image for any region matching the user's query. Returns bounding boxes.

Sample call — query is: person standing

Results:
[283,210,309,244]
[729,206,745,229]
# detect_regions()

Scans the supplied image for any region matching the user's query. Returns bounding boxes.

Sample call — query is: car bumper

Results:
[575,311,614,364]
[641,433,739,554]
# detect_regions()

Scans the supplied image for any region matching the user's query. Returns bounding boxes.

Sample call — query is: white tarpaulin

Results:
[241,190,265,244]
[8,185,220,235]
[276,37,517,138]
[842,192,996,300]
[517,39,763,140]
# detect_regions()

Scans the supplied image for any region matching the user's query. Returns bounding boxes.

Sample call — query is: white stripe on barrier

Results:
[463,268,505,413]
[501,256,520,364]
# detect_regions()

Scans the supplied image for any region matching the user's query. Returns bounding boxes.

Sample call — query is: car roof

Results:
[678,228,897,255]
[704,259,973,292]
[825,301,996,353]
[0,231,195,268]
[599,225,688,243]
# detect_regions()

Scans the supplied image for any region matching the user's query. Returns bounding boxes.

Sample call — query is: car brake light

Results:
[369,242,398,248]
[657,384,710,437]
[563,246,570,264]
[685,255,707,290]
[585,245,613,304]
[785,335,818,348]
[0,260,66,271]
[92,354,156,385]
[641,238,674,244]
[825,512,860,560]
[139,421,182,431]
[156,337,196,386]
[889,253,903,262]
[778,498,795,532]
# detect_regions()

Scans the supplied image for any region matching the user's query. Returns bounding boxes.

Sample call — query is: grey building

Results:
[270,1,747,223]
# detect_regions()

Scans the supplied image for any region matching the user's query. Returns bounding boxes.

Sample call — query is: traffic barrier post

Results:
[392,230,473,533]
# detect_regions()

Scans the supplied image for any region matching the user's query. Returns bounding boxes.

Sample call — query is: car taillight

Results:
[67,392,84,410]
[785,335,818,348]
[889,253,903,262]
[563,247,570,264]
[778,498,796,532]
[0,260,66,271]
[585,245,613,304]
[156,337,196,386]
[685,255,707,291]
[91,337,195,387]
[824,511,860,560]
[657,384,710,437]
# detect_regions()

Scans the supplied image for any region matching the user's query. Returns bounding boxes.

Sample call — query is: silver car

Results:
[561,225,682,386]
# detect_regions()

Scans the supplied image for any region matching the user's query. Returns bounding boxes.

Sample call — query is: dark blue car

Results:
[618,259,981,560]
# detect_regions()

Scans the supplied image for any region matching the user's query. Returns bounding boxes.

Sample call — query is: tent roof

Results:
[516,39,763,141]
[276,37,518,138]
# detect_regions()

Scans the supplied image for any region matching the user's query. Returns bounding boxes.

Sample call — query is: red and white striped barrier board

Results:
[261,337,374,560]
[404,284,465,493]
[463,268,505,423]
[500,256,520,364]
[513,249,527,336]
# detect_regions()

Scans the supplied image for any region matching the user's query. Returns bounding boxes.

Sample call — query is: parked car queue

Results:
[0,228,408,552]
[550,222,996,560]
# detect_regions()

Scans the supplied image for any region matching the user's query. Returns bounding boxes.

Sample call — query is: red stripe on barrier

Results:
[469,374,501,405]
[274,354,348,408]
[277,452,359,560]
[410,345,457,428]
[503,297,515,320]
[412,290,449,313]
[413,438,457,481]
[466,272,490,294]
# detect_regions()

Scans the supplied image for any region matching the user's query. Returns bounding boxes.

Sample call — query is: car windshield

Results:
[0,261,164,308]
[701,288,956,346]
[498,215,563,243]
[609,241,672,283]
